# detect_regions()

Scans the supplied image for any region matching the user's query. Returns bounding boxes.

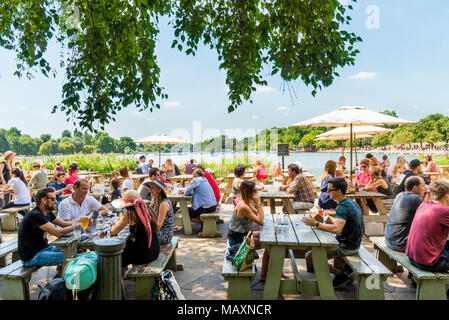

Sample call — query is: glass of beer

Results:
[80,216,89,234]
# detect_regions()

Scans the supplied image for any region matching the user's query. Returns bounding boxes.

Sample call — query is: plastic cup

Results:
[73,224,81,239]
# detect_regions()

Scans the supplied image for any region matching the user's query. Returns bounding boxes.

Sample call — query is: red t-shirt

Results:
[63,174,80,194]
[203,171,221,202]
[256,164,267,180]
[355,171,370,185]
[406,201,449,266]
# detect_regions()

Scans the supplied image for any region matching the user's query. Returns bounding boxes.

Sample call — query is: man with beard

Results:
[18,187,80,268]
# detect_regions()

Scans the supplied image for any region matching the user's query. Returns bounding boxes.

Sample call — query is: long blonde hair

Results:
[393,157,406,176]
[165,159,174,171]
[321,160,336,182]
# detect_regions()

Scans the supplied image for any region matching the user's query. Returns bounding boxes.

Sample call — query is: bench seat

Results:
[0,260,38,300]
[0,238,19,267]
[199,213,222,238]
[342,246,393,300]
[371,237,449,300]
[222,241,256,300]
[0,206,32,231]
[127,236,183,300]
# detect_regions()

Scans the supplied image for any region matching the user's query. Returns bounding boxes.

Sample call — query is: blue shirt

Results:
[318,174,338,209]
[138,162,149,174]
[184,177,217,210]
[48,181,67,202]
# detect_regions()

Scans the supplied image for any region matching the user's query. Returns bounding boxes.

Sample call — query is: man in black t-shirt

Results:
[393,159,421,198]
[19,187,80,268]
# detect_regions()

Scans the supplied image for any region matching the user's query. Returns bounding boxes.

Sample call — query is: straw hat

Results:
[3,151,16,160]
[111,189,150,209]
[147,179,168,197]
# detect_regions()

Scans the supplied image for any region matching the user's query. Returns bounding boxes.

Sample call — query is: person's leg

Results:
[259,249,270,281]
[359,199,370,215]
[23,246,64,267]
[189,207,202,224]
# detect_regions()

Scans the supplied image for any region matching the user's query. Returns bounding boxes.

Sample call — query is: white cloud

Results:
[348,72,376,80]
[412,105,420,110]
[276,106,290,112]
[254,85,276,93]
[163,101,182,107]
[252,115,259,120]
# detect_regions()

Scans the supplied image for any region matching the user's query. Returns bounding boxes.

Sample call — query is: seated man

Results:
[179,168,217,224]
[137,167,160,201]
[279,163,314,211]
[29,162,48,189]
[302,177,363,288]
[195,164,221,203]
[18,187,80,268]
[393,159,421,197]
[406,180,449,277]
[137,155,149,174]
[58,179,108,222]
[385,176,426,252]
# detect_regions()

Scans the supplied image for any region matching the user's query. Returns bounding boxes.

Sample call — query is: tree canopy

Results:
[1,0,361,131]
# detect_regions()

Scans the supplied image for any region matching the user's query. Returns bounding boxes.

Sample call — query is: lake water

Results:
[136,151,420,181]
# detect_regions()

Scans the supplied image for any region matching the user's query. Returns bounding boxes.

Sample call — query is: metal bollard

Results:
[94,238,125,300]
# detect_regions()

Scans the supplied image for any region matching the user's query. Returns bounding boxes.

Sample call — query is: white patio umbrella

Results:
[316,133,374,164]
[316,125,393,139]
[135,134,186,167]
[293,106,413,181]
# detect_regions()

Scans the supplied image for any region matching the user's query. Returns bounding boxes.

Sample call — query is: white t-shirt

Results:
[122,178,134,193]
[7,177,31,204]
[58,194,101,222]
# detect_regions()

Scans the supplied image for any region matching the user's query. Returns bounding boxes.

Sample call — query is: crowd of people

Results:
[1,149,448,298]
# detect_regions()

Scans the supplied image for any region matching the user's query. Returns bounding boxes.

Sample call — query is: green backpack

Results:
[63,251,98,292]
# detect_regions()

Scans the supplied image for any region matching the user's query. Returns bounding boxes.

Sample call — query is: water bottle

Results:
[276,212,282,228]
[96,215,104,230]
[282,213,289,226]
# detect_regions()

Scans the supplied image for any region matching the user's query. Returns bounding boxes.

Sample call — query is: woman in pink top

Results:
[355,159,371,187]
[63,162,80,195]
[406,180,449,274]
[423,154,439,173]
[253,160,267,181]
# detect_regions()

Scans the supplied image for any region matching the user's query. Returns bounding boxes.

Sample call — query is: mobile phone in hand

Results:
[91,211,99,221]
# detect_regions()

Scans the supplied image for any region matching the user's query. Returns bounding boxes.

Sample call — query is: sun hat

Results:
[111,189,150,209]
[3,151,16,160]
[147,179,168,197]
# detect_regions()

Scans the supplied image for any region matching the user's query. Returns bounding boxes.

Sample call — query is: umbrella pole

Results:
[350,124,353,182]
[354,132,358,167]
[159,143,161,168]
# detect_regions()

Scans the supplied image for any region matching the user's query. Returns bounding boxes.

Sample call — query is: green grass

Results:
[19,154,137,172]
[202,155,273,179]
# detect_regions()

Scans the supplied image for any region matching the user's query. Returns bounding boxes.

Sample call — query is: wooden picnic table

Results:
[171,175,193,187]
[167,192,193,235]
[260,213,339,300]
[51,220,130,270]
[257,185,296,214]
[346,190,387,215]
[0,213,8,242]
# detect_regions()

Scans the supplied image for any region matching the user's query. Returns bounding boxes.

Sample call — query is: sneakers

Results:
[332,272,351,288]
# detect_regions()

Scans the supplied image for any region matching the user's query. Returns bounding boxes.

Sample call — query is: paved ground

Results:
[0,201,446,300]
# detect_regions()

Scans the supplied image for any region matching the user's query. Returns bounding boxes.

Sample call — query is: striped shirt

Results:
[287,174,315,203]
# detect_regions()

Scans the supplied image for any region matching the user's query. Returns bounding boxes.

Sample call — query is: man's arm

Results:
[39,221,78,238]
[52,217,73,227]
[98,205,109,216]
[184,179,199,196]
[302,215,346,234]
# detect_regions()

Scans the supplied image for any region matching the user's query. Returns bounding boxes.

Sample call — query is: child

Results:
[102,178,122,205]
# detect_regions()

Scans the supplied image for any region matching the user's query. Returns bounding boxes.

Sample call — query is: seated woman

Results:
[159,170,173,189]
[232,165,263,206]
[1,168,31,214]
[63,162,80,195]
[318,160,338,210]
[164,159,176,179]
[253,159,268,182]
[361,166,392,215]
[369,157,387,179]
[119,166,134,193]
[147,179,174,245]
[101,178,122,205]
[110,190,160,278]
[48,171,73,208]
[227,181,269,281]
[423,154,439,173]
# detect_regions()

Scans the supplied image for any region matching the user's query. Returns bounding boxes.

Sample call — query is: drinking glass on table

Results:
[80,216,89,234]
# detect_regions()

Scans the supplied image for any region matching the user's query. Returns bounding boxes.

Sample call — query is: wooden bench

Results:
[222,241,256,300]
[0,260,38,300]
[219,183,232,204]
[0,206,32,231]
[341,246,392,299]
[0,212,7,242]
[371,237,449,300]
[199,213,221,238]
[0,238,19,267]
[127,236,183,300]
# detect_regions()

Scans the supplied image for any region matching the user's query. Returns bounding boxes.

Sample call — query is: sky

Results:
[1,0,449,143]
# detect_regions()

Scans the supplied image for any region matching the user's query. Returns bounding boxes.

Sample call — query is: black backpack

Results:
[38,278,67,300]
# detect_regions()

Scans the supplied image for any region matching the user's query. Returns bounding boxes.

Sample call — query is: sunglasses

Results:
[46,197,57,201]
[360,165,367,168]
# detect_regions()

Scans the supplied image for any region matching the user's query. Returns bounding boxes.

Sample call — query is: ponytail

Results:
[11,168,28,187]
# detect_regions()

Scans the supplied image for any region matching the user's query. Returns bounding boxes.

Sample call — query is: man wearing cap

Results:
[29,162,48,189]
[137,167,160,201]
[393,159,422,198]
[138,155,149,174]
[58,179,109,222]
[279,163,315,211]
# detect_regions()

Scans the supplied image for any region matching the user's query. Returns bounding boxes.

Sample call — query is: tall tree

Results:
[0,0,361,131]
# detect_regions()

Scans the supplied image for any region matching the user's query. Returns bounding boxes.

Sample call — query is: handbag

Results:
[231,231,256,272]
[151,270,185,300]
[63,251,98,299]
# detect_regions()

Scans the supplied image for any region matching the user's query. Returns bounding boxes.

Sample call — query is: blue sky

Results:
[1,0,449,142]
